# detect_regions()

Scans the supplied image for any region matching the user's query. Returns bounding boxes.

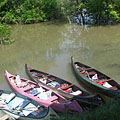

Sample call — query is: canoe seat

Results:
[22,86,32,91]
[22,84,36,91]
[49,77,56,81]
[37,73,50,77]
[110,86,118,90]
[78,67,92,71]
[46,77,56,84]
[48,95,58,102]
[37,73,44,77]
[84,71,96,77]
[88,72,96,76]
[83,67,92,71]
[17,82,28,88]
[80,71,87,76]
[96,79,112,83]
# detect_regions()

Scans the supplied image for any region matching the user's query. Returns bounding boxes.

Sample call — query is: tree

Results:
[62,0,120,25]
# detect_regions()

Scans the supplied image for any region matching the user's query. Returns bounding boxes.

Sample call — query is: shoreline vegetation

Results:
[0,23,13,44]
[0,0,120,45]
[0,0,120,44]
[0,0,62,44]
[54,99,120,120]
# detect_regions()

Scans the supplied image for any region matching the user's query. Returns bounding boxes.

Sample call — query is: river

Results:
[0,23,120,94]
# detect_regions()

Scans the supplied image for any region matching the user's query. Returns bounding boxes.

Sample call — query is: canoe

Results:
[0,89,48,120]
[71,56,120,98]
[25,64,104,104]
[5,70,83,114]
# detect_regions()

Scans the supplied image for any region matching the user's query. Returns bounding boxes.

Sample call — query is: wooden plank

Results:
[78,67,92,71]
[110,86,118,90]
[87,72,96,76]
[96,79,112,83]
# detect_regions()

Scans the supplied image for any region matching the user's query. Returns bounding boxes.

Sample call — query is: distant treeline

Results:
[0,0,120,25]
[0,0,61,24]
[0,0,61,44]
[0,0,120,44]
[62,0,120,25]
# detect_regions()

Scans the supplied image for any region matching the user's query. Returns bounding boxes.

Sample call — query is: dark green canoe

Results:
[71,56,120,98]
[25,64,105,107]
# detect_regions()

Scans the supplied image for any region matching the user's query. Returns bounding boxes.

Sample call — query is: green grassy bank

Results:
[53,99,120,120]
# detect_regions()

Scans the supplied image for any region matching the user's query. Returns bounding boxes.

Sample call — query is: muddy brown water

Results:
[0,23,120,95]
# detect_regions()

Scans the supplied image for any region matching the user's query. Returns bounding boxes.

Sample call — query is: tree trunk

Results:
[76,0,79,5]
[78,8,85,25]
[80,12,85,25]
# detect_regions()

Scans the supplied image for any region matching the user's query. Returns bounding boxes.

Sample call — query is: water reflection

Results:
[0,23,120,93]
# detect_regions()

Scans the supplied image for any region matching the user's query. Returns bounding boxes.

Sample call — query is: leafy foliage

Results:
[0,0,61,24]
[61,0,120,25]
[0,23,12,44]
[0,0,62,44]
[85,0,120,24]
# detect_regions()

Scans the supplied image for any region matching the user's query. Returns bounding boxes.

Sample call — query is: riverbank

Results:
[54,99,120,120]
[0,0,62,44]
[0,0,119,44]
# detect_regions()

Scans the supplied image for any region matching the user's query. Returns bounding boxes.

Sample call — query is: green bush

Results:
[0,23,12,44]
[61,0,120,25]
[0,0,62,24]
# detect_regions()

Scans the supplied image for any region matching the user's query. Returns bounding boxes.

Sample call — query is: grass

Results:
[53,99,120,120]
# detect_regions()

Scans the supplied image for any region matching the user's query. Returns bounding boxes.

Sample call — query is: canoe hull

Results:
[71,56,120,98]
[0,90,49,120]
[5,70,67,107]
[5,70,84,114]
[25,64,95,99]
[25,65,80,98]
[25,64,104,108]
